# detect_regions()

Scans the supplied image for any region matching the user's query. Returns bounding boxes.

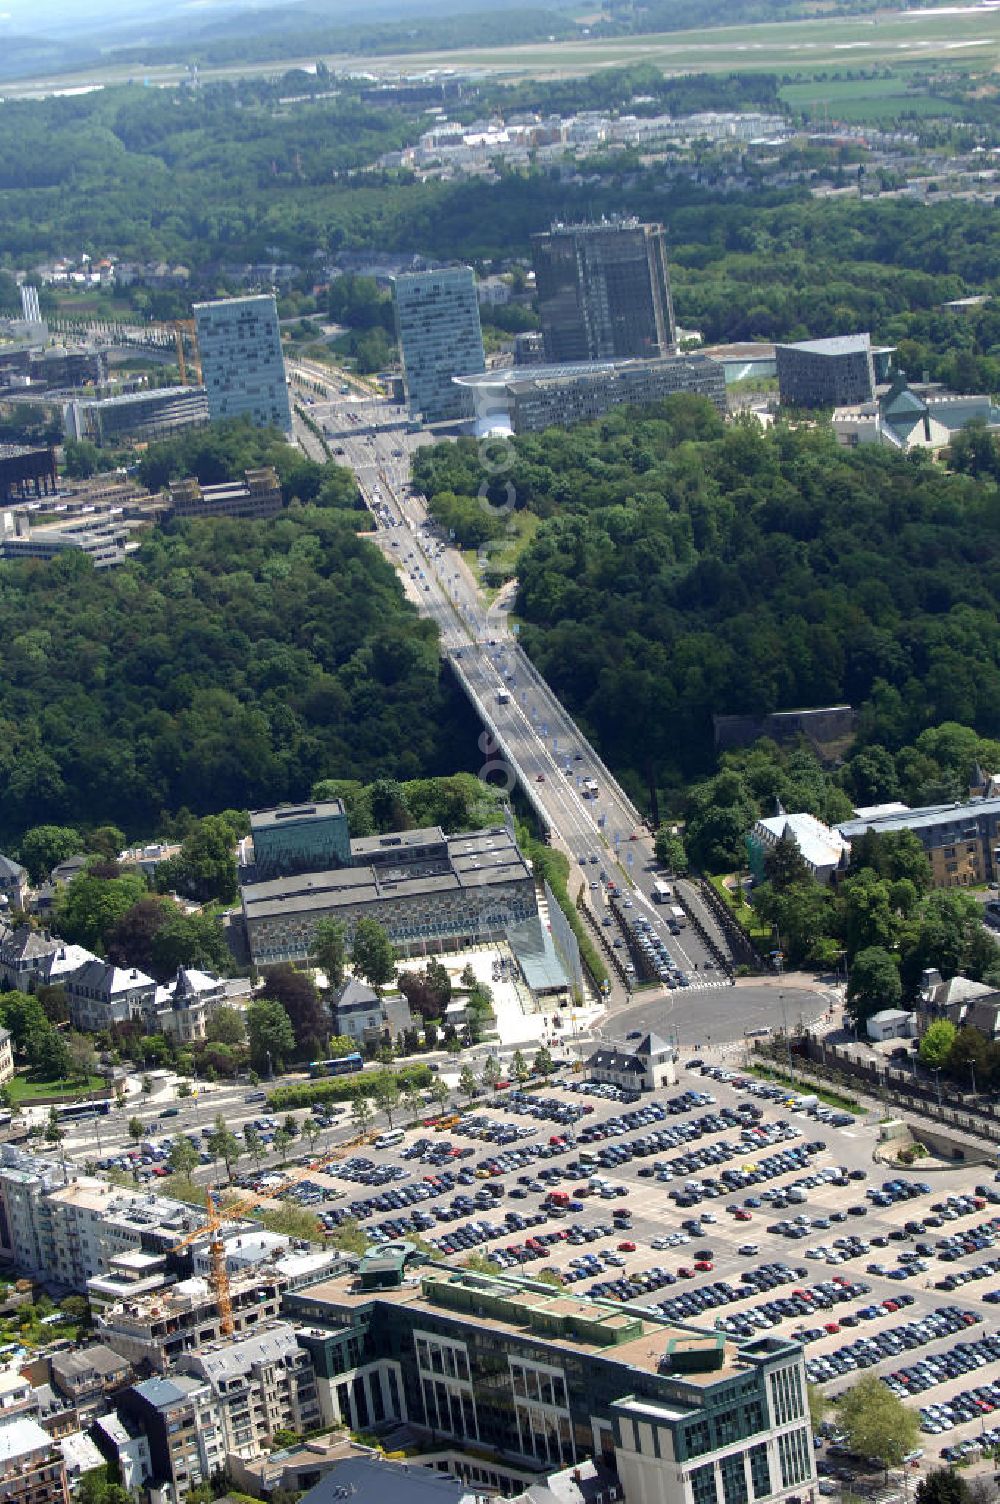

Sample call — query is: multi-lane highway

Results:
[286,371,733,1005]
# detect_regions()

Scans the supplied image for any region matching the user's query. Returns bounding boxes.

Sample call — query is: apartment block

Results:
[96,1269,286,1371]
[117,1376,225,1503]
[178,1323,321,1461]
[193,295,292,436]
[532,220,677,364]
[0,1416,69,1504]
[392,268,485,424]
[0,1148,204,1289]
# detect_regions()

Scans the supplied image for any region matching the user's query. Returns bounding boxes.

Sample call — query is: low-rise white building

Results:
[866,1009,916,1043]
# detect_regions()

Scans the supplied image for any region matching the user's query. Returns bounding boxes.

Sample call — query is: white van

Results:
[374,1129,404,1150]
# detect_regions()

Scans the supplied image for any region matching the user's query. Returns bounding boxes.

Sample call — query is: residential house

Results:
[49,1345,131,1427]
[91,1412,152,1494]
[584,1031,676,1093]
[0,1033,12,1089]
[0,928,60,992]
[0,857,28,914]
[65,962,156,1033]
[150,968,227,1045]
[329,978,412,1045]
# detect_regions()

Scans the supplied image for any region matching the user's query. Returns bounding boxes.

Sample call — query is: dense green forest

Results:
[0,438,473,846]
[413,400,1000,813]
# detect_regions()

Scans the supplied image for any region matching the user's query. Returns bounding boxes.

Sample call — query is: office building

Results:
[19,287,41,325]
[241,824,537,966]
[64,386,209,446]
[193,294,292,435]
[454,355,726,437]
[532,220,677,364]
[167,466,282,522]
[0,1416,69,1504]
[774,335,893,408]
[249,800,352,881]
[0,447,56,506]
[288,1262,816,1504]
[0,512,131,570]
[392,268,485,424]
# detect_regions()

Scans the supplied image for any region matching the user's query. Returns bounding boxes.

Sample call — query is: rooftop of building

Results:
[72,386,206,409]
[0,445,50,461]
[586,1048,646,1077]
[298,1455,475,1504]
[775,334,874,357]
[349,824,445,856]
[242,826,530,920]
[193,294,276,311]
[838,793,1000,839]
[51,1344,127,1385]
[0,1415,55,1463]
[754,811,849,870]
[131,1373,208,1410]
[250,800,346,831]
[454,354,716,391]
[289,1265,781,1391]
[181,1320,300,1386]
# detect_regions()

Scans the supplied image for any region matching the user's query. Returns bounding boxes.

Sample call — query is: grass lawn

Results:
[6,1074,106,1104]
[779,70,969,125]
[708,874,772,949]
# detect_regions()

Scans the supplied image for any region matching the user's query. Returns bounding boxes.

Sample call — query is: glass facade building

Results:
[287,1268,817,1504]
[193,294,292,435]
[532,221,678,365]
[392,268,485,424]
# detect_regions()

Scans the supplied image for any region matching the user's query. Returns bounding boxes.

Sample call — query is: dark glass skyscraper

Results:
[532,220,677,364]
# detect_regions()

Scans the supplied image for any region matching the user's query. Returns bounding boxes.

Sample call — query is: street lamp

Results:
[266,1050,273,1082]
[931,1067,942,1111]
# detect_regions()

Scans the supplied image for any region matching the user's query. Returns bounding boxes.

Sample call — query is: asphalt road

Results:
[288,379,727,1005]
[597,983,830,1050]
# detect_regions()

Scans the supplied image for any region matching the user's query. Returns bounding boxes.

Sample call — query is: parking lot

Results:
[208,1057,1000,1479]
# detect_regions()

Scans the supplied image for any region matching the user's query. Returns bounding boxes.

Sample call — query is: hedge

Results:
[266,1062,432,1111]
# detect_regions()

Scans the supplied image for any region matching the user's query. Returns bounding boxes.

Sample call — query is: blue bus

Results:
[56,1100,111,1121]
[310,1053,364,1079]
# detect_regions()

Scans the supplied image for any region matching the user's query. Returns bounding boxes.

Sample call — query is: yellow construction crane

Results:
[169,1135,361,1338]
[170,319,202,386]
